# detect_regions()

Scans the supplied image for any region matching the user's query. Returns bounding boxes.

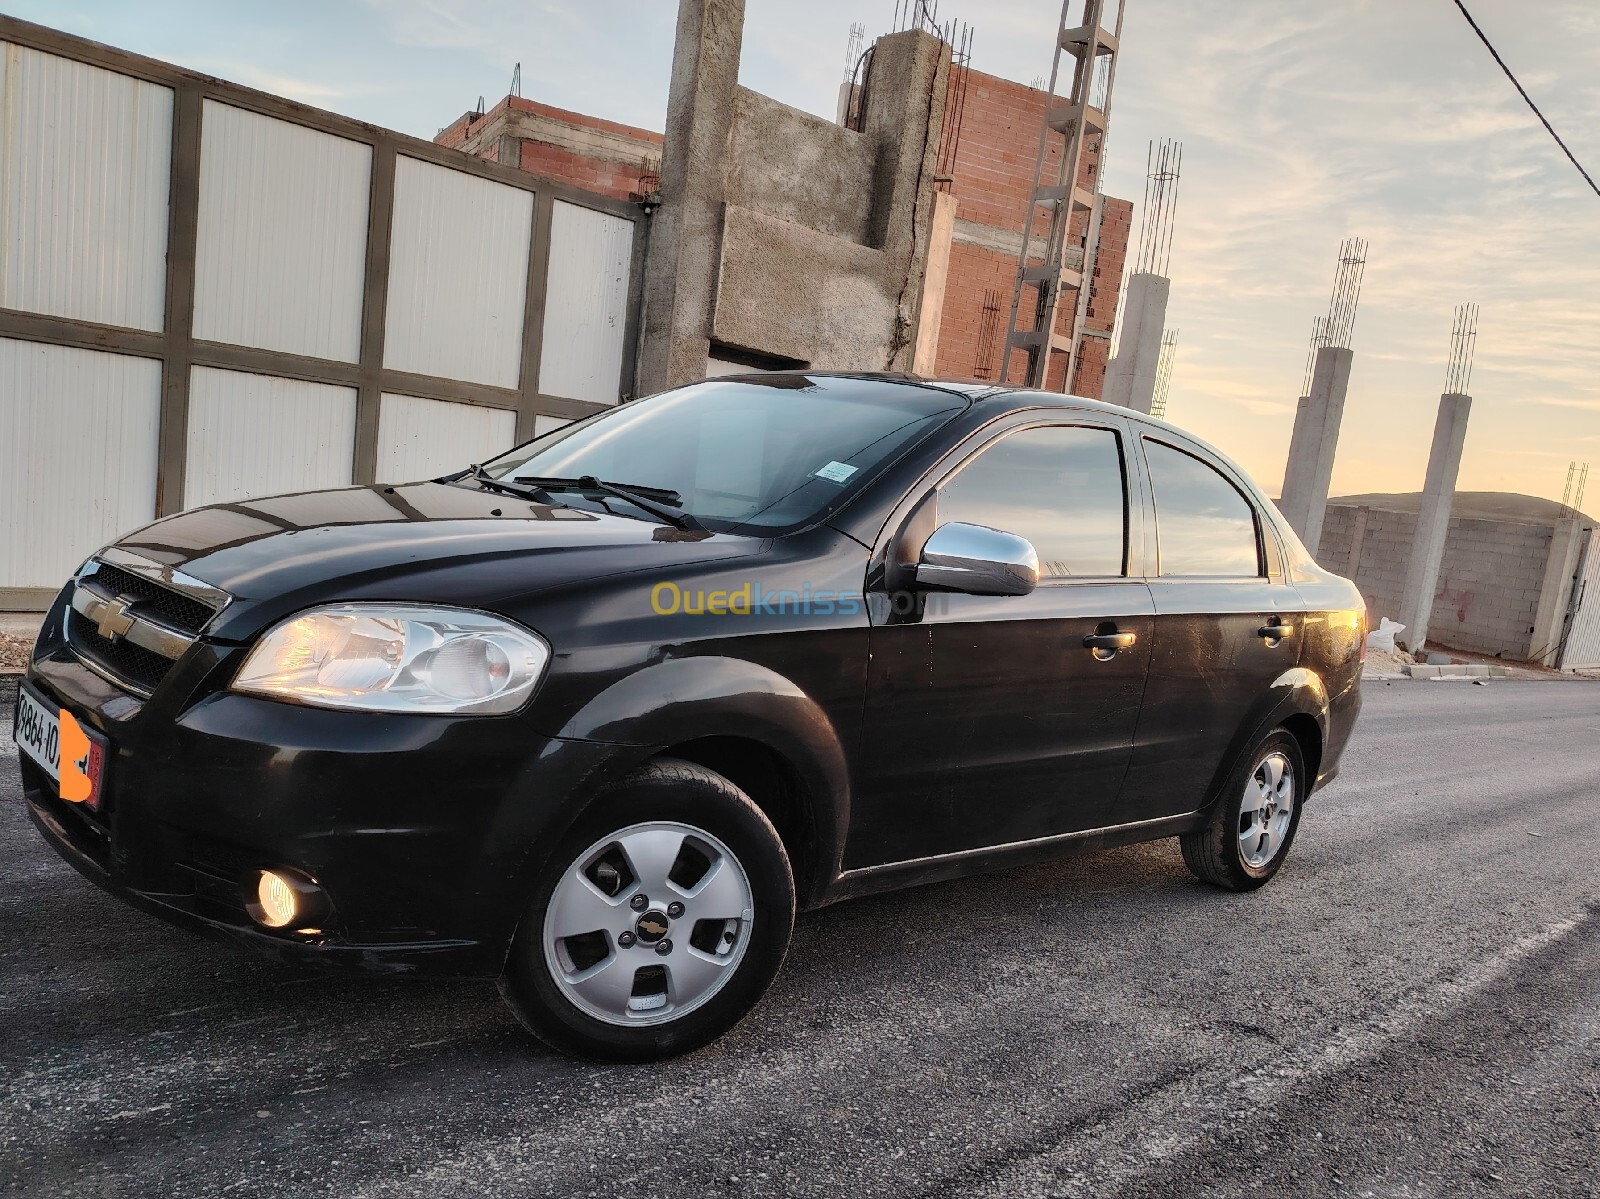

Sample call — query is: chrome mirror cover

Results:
[914,522,1040,597]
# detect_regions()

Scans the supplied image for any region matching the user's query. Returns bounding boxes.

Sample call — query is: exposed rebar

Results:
[1133,138,1181,276]
[1299,316,1331,397]
[1443,302,1479,395]
[842,22,865,84]
[1323,238,1367,350]
[1562,461,1590,515]
[1150,327,1178,419]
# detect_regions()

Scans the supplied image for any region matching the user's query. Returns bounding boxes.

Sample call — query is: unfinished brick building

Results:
[931,66,1132,394]
[436,12,1133,398]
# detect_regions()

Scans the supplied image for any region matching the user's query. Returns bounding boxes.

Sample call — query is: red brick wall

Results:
[516,141,648,202]
[931,66,1131,398]
[436,96,663,204]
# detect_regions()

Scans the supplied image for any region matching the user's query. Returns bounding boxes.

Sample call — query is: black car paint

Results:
[18,378,1364,976]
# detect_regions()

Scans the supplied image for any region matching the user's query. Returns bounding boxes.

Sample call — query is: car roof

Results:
[711,370,1174,428]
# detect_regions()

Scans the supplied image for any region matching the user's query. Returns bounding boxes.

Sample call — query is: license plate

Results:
[13,686,108,811]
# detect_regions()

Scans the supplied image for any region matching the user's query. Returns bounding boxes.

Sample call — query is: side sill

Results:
[822,810,1207,905]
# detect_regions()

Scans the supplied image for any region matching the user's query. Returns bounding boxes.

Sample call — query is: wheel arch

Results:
[1203,666,1330,814]
[550,656,852,909]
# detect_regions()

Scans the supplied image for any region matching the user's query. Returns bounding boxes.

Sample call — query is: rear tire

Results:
[499,758,794,1061]
[1181,728,1305,891]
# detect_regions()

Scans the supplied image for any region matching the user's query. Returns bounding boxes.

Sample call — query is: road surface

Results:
[3,679,1598,1197]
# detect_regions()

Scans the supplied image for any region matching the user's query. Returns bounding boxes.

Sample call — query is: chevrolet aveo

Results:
[17,373,1364,1060]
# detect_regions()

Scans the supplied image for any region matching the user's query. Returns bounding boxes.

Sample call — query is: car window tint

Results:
[1145,439,1261,576]
[938,426,1126,577]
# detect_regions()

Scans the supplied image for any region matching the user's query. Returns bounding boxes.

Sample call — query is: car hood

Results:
[109,482,763,640]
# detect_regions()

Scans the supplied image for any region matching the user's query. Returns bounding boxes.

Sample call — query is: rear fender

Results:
[1202,666,1330,813]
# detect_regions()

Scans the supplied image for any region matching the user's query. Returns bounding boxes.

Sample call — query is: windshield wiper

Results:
[458,464,557,503]
[515,475,703,531]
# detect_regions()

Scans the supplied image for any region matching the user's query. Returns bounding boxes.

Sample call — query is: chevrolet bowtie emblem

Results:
[95,595,138,642]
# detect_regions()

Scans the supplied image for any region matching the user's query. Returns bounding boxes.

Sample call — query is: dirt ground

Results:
[0,632,30,673]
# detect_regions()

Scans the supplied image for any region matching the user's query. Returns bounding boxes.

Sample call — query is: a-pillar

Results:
[635,0,746,396]
[1397,393,1471,653]
[1102,272,1170,413]
[1276,344,1353,555]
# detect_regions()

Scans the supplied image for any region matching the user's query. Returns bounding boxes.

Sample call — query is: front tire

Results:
[499,758,794,1061]
[1180,728,1305,891]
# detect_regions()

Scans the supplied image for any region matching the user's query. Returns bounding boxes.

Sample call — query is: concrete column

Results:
[1397,393,1471,653]
[861,31,949,371]
[911,191,957,376]
[1102,272,1170,413]
[1276,345,1353,554]
[635,0,746,396]
[1529,514,1587,665]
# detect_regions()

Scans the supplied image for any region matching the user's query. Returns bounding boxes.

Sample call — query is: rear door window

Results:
[1144,439,1262,577]
[937,425,1127,578]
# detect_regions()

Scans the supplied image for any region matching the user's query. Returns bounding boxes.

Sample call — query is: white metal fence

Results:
[0,18,645,607]
[1558,528,1600,671]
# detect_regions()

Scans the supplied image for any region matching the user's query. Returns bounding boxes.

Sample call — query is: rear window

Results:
[1145,439,1262,577]
[484,376,964,534]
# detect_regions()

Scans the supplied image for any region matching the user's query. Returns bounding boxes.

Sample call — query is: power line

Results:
[1450,0,1600,199]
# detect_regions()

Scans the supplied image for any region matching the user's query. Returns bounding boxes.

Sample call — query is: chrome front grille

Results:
[64,551,230,697]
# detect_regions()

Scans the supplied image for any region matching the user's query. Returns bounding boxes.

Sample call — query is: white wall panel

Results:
[0,339,160,588]
[193,101,370,362]
[185,366,356,507]
[539,201,633,405]
[0,43,172,330]
[384,156,533,388]
[534,414,574,437]
[375,394,517,483]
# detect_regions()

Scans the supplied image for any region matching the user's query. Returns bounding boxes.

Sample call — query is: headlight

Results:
[232,604,549,715]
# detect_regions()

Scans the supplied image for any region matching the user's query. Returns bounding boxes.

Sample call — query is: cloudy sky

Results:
[9,0,1597,505]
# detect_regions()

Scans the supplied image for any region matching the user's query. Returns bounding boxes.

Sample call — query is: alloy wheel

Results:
[1239,751,1295,869]
[542,821,755,1027]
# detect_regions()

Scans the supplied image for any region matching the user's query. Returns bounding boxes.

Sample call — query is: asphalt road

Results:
[3,679,1599,1198]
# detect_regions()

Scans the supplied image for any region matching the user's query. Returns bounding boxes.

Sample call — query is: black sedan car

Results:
[16,373,1364,1060]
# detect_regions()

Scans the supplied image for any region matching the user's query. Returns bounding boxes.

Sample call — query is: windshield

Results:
[482,375,965,534]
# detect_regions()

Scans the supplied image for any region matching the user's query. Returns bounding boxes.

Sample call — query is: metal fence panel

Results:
[194,101,370,363]
[539,200,634,405]
[184,366,356,507]
[0,339,161,587]
[0,41,171,331]
[0,15,644,606]
[384,156,535,390]
[375,393,517,483]
[1558,529,1600,671]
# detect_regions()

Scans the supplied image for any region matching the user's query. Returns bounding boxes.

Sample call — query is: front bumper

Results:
[18,610,630,978]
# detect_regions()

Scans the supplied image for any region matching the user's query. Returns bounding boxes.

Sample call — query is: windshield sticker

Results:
[813,461,859,485]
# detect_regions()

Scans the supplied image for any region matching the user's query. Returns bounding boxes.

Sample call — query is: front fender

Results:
[555,656,854,905]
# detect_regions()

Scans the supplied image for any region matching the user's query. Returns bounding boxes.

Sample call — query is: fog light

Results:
[245,868,328,932]
[257,870,297,928]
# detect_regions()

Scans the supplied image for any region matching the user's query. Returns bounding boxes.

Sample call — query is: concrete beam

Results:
[1397,393,1471,653]
[1277,345,1353,555]
[635,0,746,395]
[1102,271,1170,412]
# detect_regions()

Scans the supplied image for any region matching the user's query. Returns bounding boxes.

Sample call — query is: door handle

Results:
[1083,630,1137,659]
[1257,620,1294,643]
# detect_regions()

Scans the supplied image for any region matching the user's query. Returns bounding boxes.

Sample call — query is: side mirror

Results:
[915,522,1039,596]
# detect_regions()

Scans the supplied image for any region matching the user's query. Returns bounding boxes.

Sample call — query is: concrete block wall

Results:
[1318,503,1554,659]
